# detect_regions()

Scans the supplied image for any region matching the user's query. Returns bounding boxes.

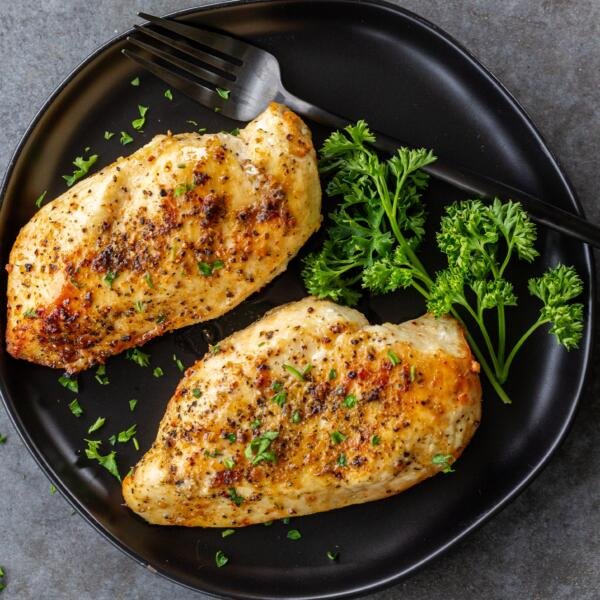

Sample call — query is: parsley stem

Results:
[451,309,511,404]
[499,319,545,383]
[462,300,501,376]
[497,304,507,367]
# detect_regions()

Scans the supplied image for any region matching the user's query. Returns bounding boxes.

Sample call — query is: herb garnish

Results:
[23,308,36,318]
[104,131,115,140]
[409,364,417,382]
[143,272,154,288]
[223,457,235,469]
[210,344,221,355]
[283,363,312,381]
[221,529,235,538]
[129,398,138,411]
[197,260,224,276]
[119,131,133,145]
[88,417,106,434]
[271,381,287,407]
[125,348,150,367]
[95,364,109,385]
[328,368,337,380]
[164,89,173,100]
[192,388,202,398]
[245,431,278,465]
[291,411,302,424]
[225,432,237,443]
[326,550,340,561]
[330,431,347,445]
[153,367,164,378]
[174,182,193,197]
[303,122,585,403]
[35,190,47,208]
[134,300,145,313]
[130,77,140,86]
[432,453,455,473]
[215,550,229,567]
[0,434,6,444]
[287,529,301,540]
[84,439,120,480]
[62,155,98,187]
[173,354,185,372]
[132,105,148,130]
[117,424,137,443]
[227,487,244,506]
[68,398,83,417]
[343,394,357,408]
[104,271,118,287]
[387,350,400,366]
[216,87,230,100]
[371,435,381,446]
[50,484,57,495]
[336,453,347,467]
[58,375,78,393]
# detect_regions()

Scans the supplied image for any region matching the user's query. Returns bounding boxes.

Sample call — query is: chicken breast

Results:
[123,297,481,527]
[6,103,321,373]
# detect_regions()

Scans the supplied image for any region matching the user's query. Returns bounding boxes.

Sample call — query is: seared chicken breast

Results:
[123,297,481,527]
[6,103,321,372]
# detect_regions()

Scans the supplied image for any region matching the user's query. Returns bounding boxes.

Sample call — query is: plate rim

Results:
[0,0,595,598]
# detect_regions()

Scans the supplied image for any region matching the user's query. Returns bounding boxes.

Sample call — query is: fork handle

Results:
[278,90,600,248]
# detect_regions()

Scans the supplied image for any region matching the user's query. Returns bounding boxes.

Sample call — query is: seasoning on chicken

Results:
[6,103,321,372]
[123,297,481,527]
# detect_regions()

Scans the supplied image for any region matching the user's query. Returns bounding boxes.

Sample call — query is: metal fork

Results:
[123,12,600,248]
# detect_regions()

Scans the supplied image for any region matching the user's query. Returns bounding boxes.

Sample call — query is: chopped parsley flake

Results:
[432,453,455,473]
[143,272,154,288]
[283,518,290,524]
[0,434,6,444]
[186,119,198,126]
[245,431,278,465]
[197,260,224,276]
[371,434,381,446]
[216,87,230,99]
[173,354,185,372]
[225,432,237,443]
[133,437,139,451]
[108,434,116,446]
[330,431,347,445]
[210,344,221,355]
[286,529,301,541]
[326,550,339,561]
[88,417,106,434]
[129,398,138,411]
[117,424,137,443]
[68,398,83,417]
[95,364,109,385]
[104,131,115,140]
[221,529,235,538]
[227,487,244,506]
[283,363,311,381]
[174,182,193,197]
[134,300,145,313]
[271,390,287,407]
[291,410,302,424]
[120,131,133,145]
[164,89,173,100]
[410,364,417,382]
[125,348,150,367]
[35,190,47,208]
[130,77,140,86]
[387,349,400,366]
[343,394,357,408]
[132,104,149,130]
[153,367,164,378]
[328,368,337,380]
[250,419,261,429]
[58,375,78,393]
[85,439,120,480]
[215,550,229,567]
[23,308,36,318]
[104,271,118,287]
[156,313,166,324]
[192,388,202,398]
[223,457,235,469]
[50,484,57,495]
[62,154,98,187]
[263,521,273,526]
[229,128,240,136]
[337,453,347,467]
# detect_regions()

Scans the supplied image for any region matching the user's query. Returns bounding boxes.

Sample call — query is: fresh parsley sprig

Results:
[303,122,584,404]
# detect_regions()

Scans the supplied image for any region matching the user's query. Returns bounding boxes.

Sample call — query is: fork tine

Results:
[122,48,222,110]
[126,37,235,91]
[133,25,235,78]
[138,12,248,64]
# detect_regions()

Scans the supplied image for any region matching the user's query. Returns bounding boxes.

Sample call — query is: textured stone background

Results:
[0,1,599,598]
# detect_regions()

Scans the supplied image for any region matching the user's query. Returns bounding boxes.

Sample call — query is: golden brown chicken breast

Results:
[123,297,481,527]
[5,103,321,372]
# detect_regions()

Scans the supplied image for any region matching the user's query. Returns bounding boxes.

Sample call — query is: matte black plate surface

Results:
[0,1,594,598]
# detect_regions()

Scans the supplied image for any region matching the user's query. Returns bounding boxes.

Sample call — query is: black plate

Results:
[0,1,594,598]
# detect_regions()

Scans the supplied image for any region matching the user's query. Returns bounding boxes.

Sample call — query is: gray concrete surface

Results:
[1,1,599,598]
